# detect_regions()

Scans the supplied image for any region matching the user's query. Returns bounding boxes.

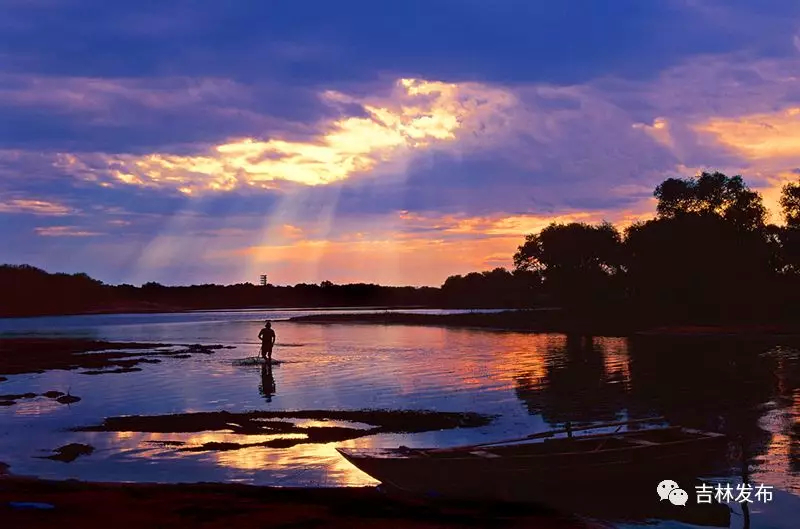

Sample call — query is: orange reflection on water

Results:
[215,442,377,486]
[104,427,378,485]
[755,406,800,494]
[750,349,800,494]
[597,336,631,389]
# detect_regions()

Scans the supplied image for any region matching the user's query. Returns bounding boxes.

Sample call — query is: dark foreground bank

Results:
[0,468,603,529]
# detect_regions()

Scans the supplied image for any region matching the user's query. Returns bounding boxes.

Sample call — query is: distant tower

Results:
[259,274,268,286]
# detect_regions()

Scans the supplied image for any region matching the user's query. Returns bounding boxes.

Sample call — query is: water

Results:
[0,309,798,527]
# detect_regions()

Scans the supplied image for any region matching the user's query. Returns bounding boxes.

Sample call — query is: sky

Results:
[1,0,800,287]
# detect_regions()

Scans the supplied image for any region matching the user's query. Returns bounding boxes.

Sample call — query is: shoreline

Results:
[288,310,800,338]
[4,306,799,339]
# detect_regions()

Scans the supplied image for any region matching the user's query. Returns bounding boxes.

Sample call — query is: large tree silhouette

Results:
[654,171,767,232]
[623,214,773,322]
[513,222,623,309]
[776,179,800,275]
[781,179,800,227]
[626,172,774,321]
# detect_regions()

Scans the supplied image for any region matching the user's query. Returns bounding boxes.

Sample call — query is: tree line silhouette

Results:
[440,171,800,324]
[0,267,441,317]
[2,171,799,324]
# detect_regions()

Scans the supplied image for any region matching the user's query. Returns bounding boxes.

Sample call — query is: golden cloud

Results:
[57,78,517,193]
[399,209,647,238]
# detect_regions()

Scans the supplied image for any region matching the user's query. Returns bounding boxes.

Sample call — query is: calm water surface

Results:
[0,309,798,528]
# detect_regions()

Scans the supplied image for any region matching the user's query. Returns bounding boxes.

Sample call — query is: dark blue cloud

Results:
[0,75,341,152]
[1,0,797,154]
[2,0,797,87]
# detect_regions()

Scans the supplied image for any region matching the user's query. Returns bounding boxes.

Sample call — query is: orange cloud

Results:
[0,199,73,216]
[400,208,651,238]
[684,107,800,223]
[696,107,800,159]
[34,226,101,237]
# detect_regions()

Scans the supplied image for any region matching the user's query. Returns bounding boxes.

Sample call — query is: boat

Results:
[336,418,730,505]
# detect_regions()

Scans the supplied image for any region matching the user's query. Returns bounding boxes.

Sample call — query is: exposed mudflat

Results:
[0,390,80,406]
[38,443,95,463]
[0,338,231,377]
[74,409,496,451]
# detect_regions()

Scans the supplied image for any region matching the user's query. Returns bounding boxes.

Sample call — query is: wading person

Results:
[257,321,276,362]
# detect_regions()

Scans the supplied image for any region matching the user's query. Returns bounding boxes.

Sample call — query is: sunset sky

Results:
[2,1,800,286]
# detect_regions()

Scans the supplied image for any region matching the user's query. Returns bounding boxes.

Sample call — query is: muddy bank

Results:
[38,443,95,463]
[0,338,231,377]
[0,390,80,406]
[75,409,495,451]
[0,474,596,529]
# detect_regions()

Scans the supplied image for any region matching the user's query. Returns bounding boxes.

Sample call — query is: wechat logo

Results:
[657,479,688,506]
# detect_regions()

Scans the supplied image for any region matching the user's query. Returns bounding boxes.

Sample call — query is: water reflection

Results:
[628,338,797,492]
[1,313,799,527]
[514,335,629,424]
[259,363,276,403]
[513,334,800,495]
[95,430,376,485]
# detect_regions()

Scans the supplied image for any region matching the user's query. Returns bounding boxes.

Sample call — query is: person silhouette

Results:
[259,363,276,402]
[257,321,276,362]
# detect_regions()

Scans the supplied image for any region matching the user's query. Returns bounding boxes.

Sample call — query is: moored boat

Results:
[336,418,729,504]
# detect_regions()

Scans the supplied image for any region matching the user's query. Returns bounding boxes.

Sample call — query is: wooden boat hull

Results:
[337,427,729,504]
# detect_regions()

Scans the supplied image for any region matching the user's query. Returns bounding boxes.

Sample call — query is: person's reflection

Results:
[259,362,276,402]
